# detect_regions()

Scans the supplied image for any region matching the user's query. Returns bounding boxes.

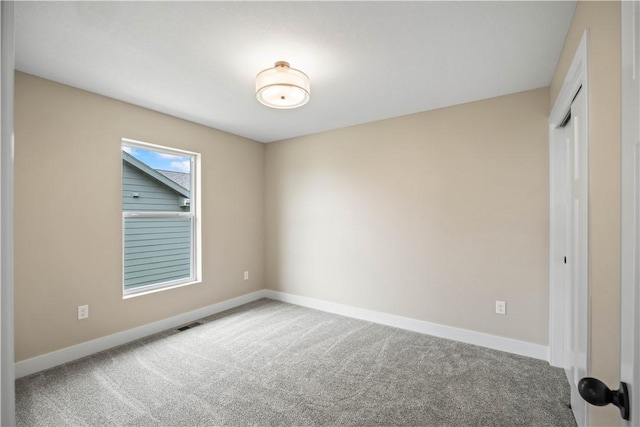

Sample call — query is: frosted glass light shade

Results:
[255,61,310,109]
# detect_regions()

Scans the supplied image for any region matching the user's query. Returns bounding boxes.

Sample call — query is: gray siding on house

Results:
[122,161,190,212]
[122,159,192,291]
[124,217,192,290]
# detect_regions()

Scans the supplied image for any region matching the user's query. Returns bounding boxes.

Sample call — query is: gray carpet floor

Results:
[16,298,576,426]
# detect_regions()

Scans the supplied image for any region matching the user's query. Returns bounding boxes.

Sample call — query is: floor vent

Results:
[177,322,203,332]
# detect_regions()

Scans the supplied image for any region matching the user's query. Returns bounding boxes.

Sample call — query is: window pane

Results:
[122,146,191,213]
[124,217,193,290]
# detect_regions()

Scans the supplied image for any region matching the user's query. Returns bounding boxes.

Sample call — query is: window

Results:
[122,139,200,297]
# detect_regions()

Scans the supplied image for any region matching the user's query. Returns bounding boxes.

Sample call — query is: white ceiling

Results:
[15,1,576,143]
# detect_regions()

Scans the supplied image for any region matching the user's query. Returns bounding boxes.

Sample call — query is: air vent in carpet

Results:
[177,321,203,331]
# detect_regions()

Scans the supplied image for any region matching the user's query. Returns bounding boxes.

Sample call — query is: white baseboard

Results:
[16,288,549,378]
[15,290,269,378]
[264,290,549,362]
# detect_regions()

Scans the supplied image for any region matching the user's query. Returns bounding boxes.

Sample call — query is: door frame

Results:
[620,2,638,425]
[549,29,590,368]
[0,1,15,425]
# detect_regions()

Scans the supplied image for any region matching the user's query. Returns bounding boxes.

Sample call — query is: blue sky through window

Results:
[123,146,190,173]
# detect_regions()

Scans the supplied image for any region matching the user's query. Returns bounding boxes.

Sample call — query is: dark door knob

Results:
[578,377,630,420]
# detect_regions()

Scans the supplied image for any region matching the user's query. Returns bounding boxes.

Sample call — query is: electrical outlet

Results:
[244,271,249,281]
[495,301,506,315]
[78,304,89,320]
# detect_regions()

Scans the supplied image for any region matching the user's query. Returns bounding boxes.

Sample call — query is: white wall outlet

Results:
[78,304,89,320]
[243,271,249,281]
[495,301,506,315]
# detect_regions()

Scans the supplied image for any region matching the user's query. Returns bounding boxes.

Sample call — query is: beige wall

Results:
[265,88,550,345]
[14,72,264,361]
[549,2,621,425]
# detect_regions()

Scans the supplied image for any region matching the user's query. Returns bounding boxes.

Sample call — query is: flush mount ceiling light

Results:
[255,61,310,109]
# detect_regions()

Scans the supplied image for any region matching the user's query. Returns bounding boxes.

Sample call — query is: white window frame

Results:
[121,138,201,298]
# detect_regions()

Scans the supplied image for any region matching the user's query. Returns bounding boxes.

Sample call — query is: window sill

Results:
[123,280,202,299]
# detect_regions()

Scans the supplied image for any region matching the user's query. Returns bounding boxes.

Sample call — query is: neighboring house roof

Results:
[156,170,190,191]
[122,151,190,198]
